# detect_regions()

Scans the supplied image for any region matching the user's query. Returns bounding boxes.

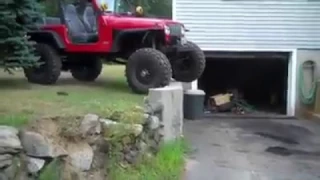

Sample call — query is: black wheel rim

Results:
[136,66,155,85]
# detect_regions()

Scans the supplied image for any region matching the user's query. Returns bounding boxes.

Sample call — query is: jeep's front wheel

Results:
[125,48,172,94]
[172,41,206,82]
[70,57,102,82]
[24,43,62,85]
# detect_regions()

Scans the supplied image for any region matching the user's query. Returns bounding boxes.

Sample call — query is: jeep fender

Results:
[111,28,164,52]
[27,30,65,50]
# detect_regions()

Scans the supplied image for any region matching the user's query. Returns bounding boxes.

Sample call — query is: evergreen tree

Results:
[148,0,172,18]
[129,0,172,18]
[0,0,42,73]
[40,0,59,17]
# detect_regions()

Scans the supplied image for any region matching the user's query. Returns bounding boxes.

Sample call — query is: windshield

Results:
[96,0,131,13]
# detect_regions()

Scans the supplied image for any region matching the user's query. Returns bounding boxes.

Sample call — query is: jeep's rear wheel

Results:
[172,41,206,82]
[24,43,62,85]
[70,57,102,82]
[125,48,172,94]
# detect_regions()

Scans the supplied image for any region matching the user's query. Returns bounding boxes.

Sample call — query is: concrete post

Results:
[169,80,197,91]
[147,85,183,142]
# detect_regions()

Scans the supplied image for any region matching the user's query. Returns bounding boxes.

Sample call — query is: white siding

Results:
[174,0,320,50]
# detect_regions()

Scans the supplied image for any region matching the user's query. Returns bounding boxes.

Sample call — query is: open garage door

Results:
[198,52,294,117]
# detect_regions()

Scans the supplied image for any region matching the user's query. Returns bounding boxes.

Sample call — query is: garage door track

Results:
[184,118,320,180]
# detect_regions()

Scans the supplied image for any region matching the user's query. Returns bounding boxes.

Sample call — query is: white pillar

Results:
[191,80,198,90]
[148,86,183,142]
[182,80,198,91]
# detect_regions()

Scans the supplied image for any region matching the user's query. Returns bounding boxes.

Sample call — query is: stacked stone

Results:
[0,112,163,180]
[0,126,25,180]
[0,126,55,180]
[101,110,162,165]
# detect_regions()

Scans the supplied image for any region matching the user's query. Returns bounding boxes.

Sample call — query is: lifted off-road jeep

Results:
[25,0,206,94]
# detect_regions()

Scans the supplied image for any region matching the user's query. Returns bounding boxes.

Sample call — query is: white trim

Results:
[172,0,176,21]
[287,50,297,116]
[191,80,198,89]
[200,48,294,52]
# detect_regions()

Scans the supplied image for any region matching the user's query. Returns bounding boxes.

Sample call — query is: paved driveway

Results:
[183,118,320,180]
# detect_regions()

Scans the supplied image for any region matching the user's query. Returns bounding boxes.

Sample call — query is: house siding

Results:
[174,0,320,50]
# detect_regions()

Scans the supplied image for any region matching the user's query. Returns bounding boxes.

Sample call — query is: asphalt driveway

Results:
[183,118,320,180]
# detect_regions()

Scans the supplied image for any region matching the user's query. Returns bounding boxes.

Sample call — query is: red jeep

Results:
[26,0,205,94]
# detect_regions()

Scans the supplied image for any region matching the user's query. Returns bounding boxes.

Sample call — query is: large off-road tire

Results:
[172,41,206,82]
[125,48,172,94]
[70,57,102,82]
[24,43,62,85]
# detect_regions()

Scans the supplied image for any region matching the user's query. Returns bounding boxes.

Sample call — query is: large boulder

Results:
[20,131,67,158]
[0,154,12,168]
[66,143,94,171]
[100,119,143,139]
[80,114,101,137]
[26,156,45,174]
[0,126,22,154]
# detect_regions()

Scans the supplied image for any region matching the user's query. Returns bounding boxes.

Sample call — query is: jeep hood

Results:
[106,16,182,29]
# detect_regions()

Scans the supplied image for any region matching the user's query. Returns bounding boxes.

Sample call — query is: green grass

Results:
[108,139,187,180]
[38,159,62,180]
[0,65,144,127]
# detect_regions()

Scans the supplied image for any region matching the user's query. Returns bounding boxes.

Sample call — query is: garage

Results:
[174,0,320,118]
[198,52,293,116]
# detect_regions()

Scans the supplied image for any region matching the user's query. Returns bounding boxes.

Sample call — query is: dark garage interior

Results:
[198,52,289,115]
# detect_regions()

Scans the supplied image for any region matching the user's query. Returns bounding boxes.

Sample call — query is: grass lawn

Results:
[0,64,186,180]
[0,65,144,127]
[108,139,187,180]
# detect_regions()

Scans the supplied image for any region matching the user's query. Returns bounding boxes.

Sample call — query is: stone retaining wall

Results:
[0,112,162,180]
